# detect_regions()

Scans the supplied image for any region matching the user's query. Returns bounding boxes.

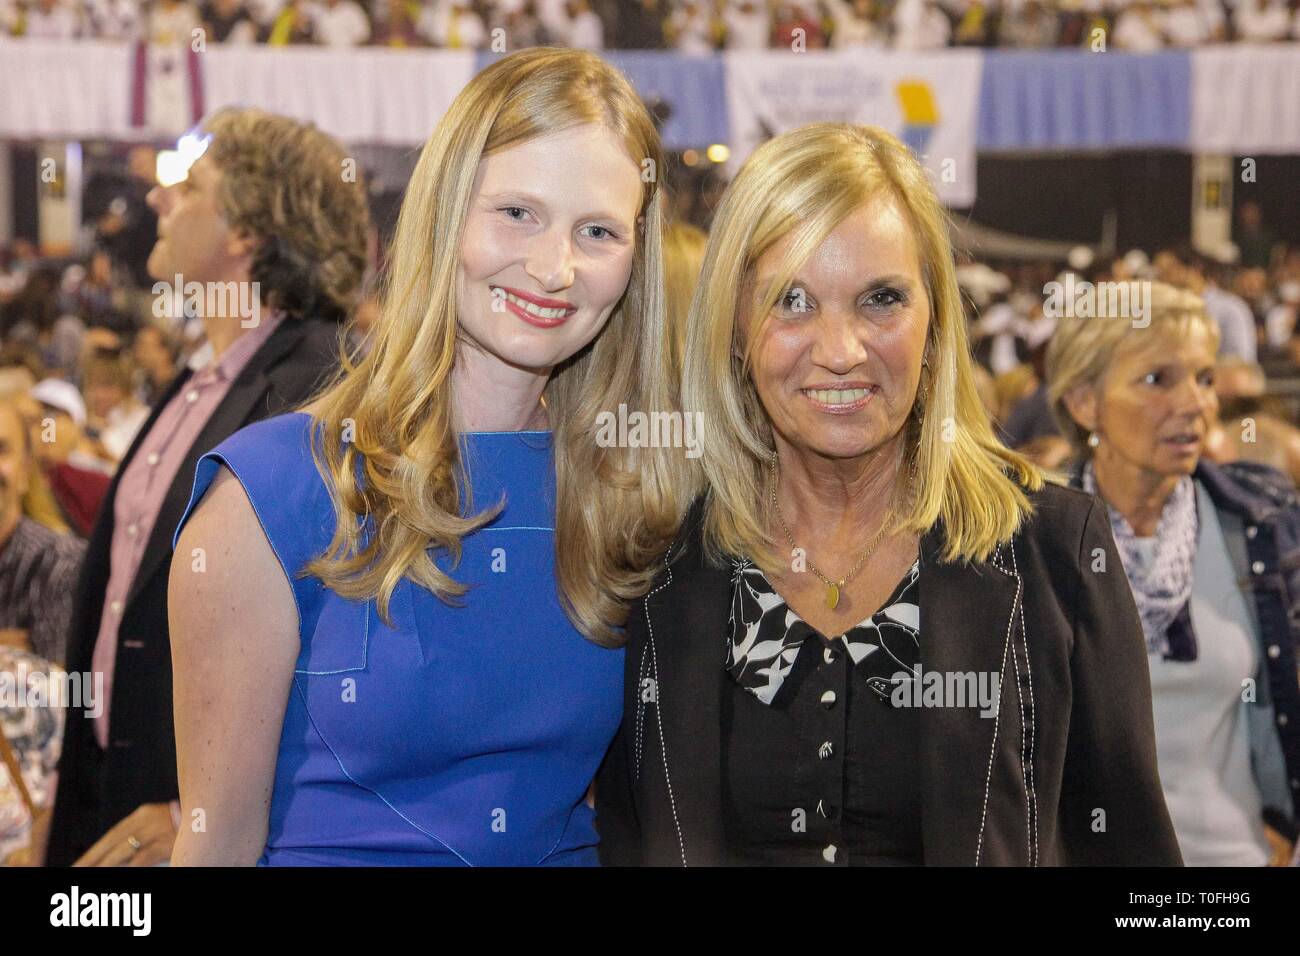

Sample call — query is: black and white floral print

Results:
[726,556,921,704]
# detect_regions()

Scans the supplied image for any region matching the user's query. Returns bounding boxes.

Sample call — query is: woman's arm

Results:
[1058,498,1184,866]
[167,464,300,866]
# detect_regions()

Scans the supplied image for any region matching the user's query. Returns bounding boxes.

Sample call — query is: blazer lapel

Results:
[917,524,1027,866]
[643,528,731,866]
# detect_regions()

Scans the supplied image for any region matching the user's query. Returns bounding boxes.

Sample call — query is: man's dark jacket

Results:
[47,315,343,865]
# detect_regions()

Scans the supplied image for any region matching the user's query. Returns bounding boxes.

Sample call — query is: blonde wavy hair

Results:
[1045,280,1220,456]
[298,48,688,646]
[683,123,1042,569]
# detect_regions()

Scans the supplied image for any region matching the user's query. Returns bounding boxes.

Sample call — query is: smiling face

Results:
[1071,325,1219,480]
[742,195,931,464]
[454,123,644,375]
[145,154,250,287]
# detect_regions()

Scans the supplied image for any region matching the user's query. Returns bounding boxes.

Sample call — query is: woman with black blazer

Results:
[594,123,1182,867]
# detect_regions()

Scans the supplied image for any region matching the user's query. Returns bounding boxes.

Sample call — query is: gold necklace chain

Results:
[768,454,891,610]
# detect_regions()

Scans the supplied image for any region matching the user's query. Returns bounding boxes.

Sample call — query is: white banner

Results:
[1191,45,1300,155]
[0,39,135,140]
[724,49,983,207]
[201,46,476,146]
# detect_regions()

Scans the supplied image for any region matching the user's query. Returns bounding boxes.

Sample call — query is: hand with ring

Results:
[73,803,178,867]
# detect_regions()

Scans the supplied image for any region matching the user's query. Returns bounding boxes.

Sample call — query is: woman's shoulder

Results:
[171,410,332,557]
[1013,475,1107,566]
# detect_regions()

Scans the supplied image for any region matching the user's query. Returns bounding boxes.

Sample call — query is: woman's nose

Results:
[524,229,575,292]
[810,309,869,373]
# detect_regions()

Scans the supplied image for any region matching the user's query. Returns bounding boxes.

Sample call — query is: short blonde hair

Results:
[682,122,1042,569]
[1045,280,1220,455]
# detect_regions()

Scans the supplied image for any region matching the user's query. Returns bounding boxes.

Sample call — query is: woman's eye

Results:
[1197,370,1216,388]
[864,288,905,309]
[581,224,617,241]
[779,288,812,314]
[501,206,529,222]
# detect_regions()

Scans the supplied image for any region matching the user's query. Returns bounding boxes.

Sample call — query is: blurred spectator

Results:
[723,0,772,49]
[266,0,314,43]
[774,2,826,48]
[82,146,159,292]
[132,323,181,407]
[827,0,888,47]
[1185,257,1260,365]
[893,0,952,50]
[0,396,85,664]
[81,348,149,463]
[372,0,422,45]
[1162,0,1212,47]
[559,0,604,49]
[1113,0,1166,50]
[28,376,116,537]
[1001,0,1062,47]
[22,0,80,39]
[313,0,370,46]
[84,0,143,39]
[952,0,997,46]
[1233,0,1291,42]
[148,0,202,44]
[666,0,716,52]
[199,0,258,43]
[611,0,668,48]
[663,220,707,391]
[490,0,551,47]
[1235,201,1281,271]
[420,0,487,47]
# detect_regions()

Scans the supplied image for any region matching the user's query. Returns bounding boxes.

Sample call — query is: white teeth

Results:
[499,289,570,320]
[804,388,871,405]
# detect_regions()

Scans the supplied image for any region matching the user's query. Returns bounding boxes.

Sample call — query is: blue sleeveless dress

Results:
[171,411,624,866]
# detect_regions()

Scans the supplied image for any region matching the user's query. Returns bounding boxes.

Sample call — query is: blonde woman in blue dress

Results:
[167,48,689,865]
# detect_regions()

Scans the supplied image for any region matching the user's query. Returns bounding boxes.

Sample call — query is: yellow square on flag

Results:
[896,82,939,126]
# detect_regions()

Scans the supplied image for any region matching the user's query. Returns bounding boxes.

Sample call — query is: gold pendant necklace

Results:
[769,454,890,610]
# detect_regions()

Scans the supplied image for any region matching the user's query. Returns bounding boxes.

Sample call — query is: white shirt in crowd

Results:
[21,0,81,39]
[1234,0,1291,41]
[892,0,951,50]
[312,0,370,46]
[85,0,143,40]
[149,1,202,45]
[1112,3,1166,50]
[669,1,716,54]
[244,0,286,27]
[723,0,771,49]
[418,0,487,49]
[825,0,888,48]
[1163,0,1212,46]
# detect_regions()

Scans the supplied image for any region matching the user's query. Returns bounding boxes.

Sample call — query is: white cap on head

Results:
[30,377,87,428]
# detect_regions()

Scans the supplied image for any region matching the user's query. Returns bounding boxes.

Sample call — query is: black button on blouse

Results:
[721,556,923,866]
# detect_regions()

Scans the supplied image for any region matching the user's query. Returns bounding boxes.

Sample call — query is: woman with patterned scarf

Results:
[1048,280,1300,866]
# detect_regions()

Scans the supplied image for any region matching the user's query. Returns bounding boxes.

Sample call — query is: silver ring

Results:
[126,834,142,852]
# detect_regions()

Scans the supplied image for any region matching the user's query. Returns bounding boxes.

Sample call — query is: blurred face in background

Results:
[83,373,128,420]
[133,326,175,384]
[0,403,31,532]
[32,404,80,465]
[741,195,931,466]
[455,123,643,376]
[145,153,252,288]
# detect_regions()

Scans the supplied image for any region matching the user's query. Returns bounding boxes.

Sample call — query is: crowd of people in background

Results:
[3,0,1300,51]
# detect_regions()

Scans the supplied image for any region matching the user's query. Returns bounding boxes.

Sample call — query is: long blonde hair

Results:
[682,123,1042,570]
[299,48,688,646]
